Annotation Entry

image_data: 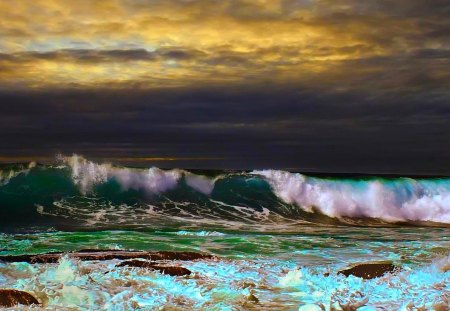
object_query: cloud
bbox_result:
[0,48,204,63]
[0,0,447,91]
[0,84,449,172]
[0,0,448,172]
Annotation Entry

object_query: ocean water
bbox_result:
[0,155,449,310]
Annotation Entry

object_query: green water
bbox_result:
[1,227,449,264]
[0,228,449,310]
[1,157,450,309]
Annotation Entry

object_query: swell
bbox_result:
[255,170,450,224]
[0,155,449,231]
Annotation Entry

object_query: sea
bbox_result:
[0,155,449,310]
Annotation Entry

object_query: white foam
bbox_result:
[2,252,449,310]
[64,155,215,195]
[0,162,36,186]
[185,173,215,195]
[52,256,77,282]
[175,230,226,236]
[254,170,450,223]
[278,254,450,310]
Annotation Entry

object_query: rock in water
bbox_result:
[0,250,214,263]
[117,260,192,276]
[338,261,398,279]
[247,291,259,303]
[0,289,39,307]
[116,259,155,269]
[148,265,192,276]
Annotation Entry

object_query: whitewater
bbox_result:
[0,154,449,230]
[0,155,449,310]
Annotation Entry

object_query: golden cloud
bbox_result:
[0,0,447,90]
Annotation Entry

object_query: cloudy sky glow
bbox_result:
[0,0,449,173]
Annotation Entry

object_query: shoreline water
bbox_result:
[1,156,449,309]
[1,228,449,310]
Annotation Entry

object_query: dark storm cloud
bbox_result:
[0,81,449,173]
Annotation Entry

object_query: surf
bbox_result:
[0,154,449,232]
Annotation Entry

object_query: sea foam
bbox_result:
[65,154,214,195]
[255,169,450,223]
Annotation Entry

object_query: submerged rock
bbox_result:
[337,261,398,279]
[117,260,192,276]
[151,266,191,276]
[433,302,450,311]
[0,289,39,307]
[247,290,259,303]
[116,259,156,269]
[0,250,214,263]
[151,265,192,276]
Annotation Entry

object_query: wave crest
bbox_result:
[1,155,450,229]
[254,169,450,223]
[0,162,36,186]
[64,154,213,195]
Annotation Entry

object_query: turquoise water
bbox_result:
[1,228,449,310]
[1,228,449,264]
[0,156,449,309]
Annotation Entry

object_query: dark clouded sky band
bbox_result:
[0,0,449,173]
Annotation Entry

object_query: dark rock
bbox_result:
[337,261,399,279]
[116,259,155,269]
[247,292,259,303]
[150,265,192,276]
[0,250,214,264]
[0,289,39,307]
[150,251,214,261]
[117,260,192,276]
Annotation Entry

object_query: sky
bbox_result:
[0,0,449,174]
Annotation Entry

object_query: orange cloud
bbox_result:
[0,0,447,91]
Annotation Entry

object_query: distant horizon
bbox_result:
[1,154,449,177]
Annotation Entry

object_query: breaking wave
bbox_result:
[255,169,450,224]
[66,154,216,195]
[0,154,449,231]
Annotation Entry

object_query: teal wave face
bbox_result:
[1,155,450,232]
